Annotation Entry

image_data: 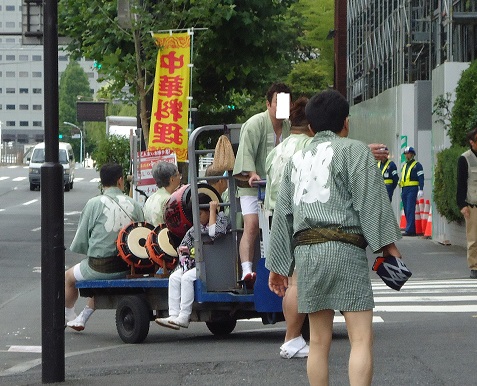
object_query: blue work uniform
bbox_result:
[400,160,424,234]
[378,159,399,201]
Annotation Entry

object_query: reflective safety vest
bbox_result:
[378,160,393,185]
[400,160,419,187]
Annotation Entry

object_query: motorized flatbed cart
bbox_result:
[76,124,284,343]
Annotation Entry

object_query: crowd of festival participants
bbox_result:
[65,84,443,385]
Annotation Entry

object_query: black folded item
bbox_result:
[372,256,412,291]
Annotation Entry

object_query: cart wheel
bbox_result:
[115,295,150,344]
[206,320,237,336]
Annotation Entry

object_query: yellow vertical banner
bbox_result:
[148,32,191,162]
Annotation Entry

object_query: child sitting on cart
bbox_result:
[156,193,230,329]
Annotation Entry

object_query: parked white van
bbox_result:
[28,142,75,191]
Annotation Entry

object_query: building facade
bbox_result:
[0,0,101,145]
[338,0,477,246]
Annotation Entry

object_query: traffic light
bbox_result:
[226,104,236,110]
[59,134,63,139]
[93,60,102,70]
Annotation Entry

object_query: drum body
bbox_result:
[117,222,155,268]
[164,183,223,240]
[145,226,178,271]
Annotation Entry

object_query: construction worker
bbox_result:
[400,146,424,236]
[377,149,399,201]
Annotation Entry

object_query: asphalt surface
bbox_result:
[0,234,473,386]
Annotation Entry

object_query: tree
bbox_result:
[59,59,92,133]
[58,0,300,143]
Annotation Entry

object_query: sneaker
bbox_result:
[67,311,87,332]
[280,336,309,359]
[155,316,180,330]
[65,310,77,327]
[169,315,190,329]
[470,270,477,279]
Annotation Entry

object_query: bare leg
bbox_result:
[307,309,334,386]
[65,267,78,309]
[239,213,259,274]
[283,271,306,342]
[342,310,373,386]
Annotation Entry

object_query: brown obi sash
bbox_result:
[294,228,368,250]
[88,256,129,273]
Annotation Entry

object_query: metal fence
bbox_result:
[0,142,33,165]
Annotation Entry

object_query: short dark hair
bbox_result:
[152,161,178,188]
[100,163,123,187]
[266,82,292,104]
[305,90,349,134]
[466,127,477,145]
[186,193,212,214]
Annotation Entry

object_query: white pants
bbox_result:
[168,267,196,319]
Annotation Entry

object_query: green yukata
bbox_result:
[265,133,312,211]
[70,187,145,279]
[233,110,290,197]
[265,131,401,313]
[143,187,170,226]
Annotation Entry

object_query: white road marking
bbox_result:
[12,177,27,181]
[7,346,41,353]
[0,177,9,181]
[22,199,38,206]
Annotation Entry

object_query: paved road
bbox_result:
[0,165,475,385]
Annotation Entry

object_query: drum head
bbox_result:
[157,228,178,257]
[117,222,155,268]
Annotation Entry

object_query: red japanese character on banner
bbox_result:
[154,99,183,122]
[158,75,184,98]
[152,122,184,145]
[160,51,184,74]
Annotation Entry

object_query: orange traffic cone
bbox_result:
[399,208,406,230]
[414,201,422,234]
[421,199,430,233]
[424,206,432,238]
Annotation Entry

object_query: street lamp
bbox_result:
[63,121,84,167]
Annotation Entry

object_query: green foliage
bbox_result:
[58,0,301,130]
[434,145,467,224]
[92,135,131,193]
[287,60,330,97]
[432,92,452,131]
[450,60,477,147]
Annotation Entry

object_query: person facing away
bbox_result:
[155,193,230,329]
[65,163,145,331]
[264,96,313,359]
[232,82,292,287]
[399,146,424,236]
[143,161,181,227]
[266,90,402,386]
[456,127,477,279]
[377,151,399,201]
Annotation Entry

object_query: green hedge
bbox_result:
[434,145,466,224]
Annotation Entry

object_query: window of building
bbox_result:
[6,72,15,77]
[32,55,42,61]
[6,38,15,43]
[6,55,15,61]
[19,55,28,61]
[19,71,28,77]
[19,105,28,110]
[6,105,15,110]
[32,88,42,94]
[20,121,28,127]
[0,88,2,93]
[6,5,14,11]
[32,121,42,127]
[6,121,15,127]
[32,72,41,77]
[32,105,42,110]
[6,22,15,28]
[6,88,15,94]
[59,55,68,61]
[19,88,28,94]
